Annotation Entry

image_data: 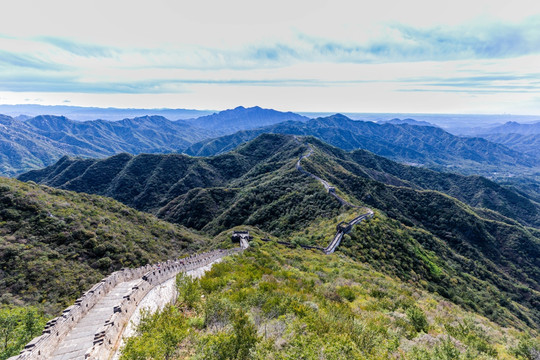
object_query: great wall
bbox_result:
[10,140,371,359]
[8,247,245,360]
[294,139,374,254]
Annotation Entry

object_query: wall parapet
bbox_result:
[9,247,243,360]
[85,247,242,359]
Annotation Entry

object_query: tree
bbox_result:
[231,310,258,360]
[0,306,46,360]
[176,272,201,310]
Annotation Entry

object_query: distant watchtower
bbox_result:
[231,231,249,242]
[336,221,352,233]
[231,231,251,249]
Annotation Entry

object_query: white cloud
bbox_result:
[1,0,540,113]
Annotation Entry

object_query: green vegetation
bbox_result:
[20,133,540,229]
[17,134,540,330]
[305,136,540,228]
[20,134,343,236]
[0,177,206,316]
[0,114,216,177]
[121,241,540,359]
[184,114,539,178]
[483,131,540,158]
[0,306,46,360]
[4,133,538,359]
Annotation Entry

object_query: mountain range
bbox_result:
[0,114,216,176]
[468,121,540,159]
[0,106,311,176]
[482,133,540,158]
[377,118,436,127]
[186,105,309,132]
[479,121,540,135]
[1,107,539,180]
[185,114,539,177]
[20,133,540,229]
[19,133,540,330]
[0,104,214,121]
[452,122,540,173]
[4,105,540,358]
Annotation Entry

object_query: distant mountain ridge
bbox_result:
[0,104,214,121]
[482,133,540,158]
[0,114,216,176]
[0,106,310,176]
[186,105,309,132]
[378,118,436,127]
[185,114,538,175]
[19,132,540,236]
[1,106,538,179]
[481,120,540,135]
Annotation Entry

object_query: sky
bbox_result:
[1,0,540,114]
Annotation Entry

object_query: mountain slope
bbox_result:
[482,132,540,158]
[184,114,538,176]
[0,114,216,176]
[295,139,540,329]
[19,134,343,236]
[20,133,540,229]
[121,241,539,359]
[481,120,540,135]
[19,134,540,329]
[0,177,206,315]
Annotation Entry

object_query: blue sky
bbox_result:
[1,0,540,114]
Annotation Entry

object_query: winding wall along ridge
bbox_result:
[14,139,367,359]
[295,139,374,254]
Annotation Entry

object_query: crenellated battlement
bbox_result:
[9,247,243,360]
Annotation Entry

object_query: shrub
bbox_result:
[176,273,201,310]
[407,306,429,334]
[337,286,356,302]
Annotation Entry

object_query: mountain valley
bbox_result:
[17,134,540,332]
[2,111,540,360]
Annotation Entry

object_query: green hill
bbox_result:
[184,114,538,177]
[120,240,540,360]
[0,177,206,315]
[18,134,540,330]
[20,133,540,230]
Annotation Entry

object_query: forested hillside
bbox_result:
[482,133,540,158]
[0,177,205,315]
[120,240,540,359]
[185,114,538,177]
[0,114,215,176]
[19,134,540,331]
[21,134,540,229]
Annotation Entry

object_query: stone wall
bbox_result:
[9,247,242,360]
[85,248,241,359]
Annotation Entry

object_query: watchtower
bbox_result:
[231,231,249,242]
[336,221,352,233]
